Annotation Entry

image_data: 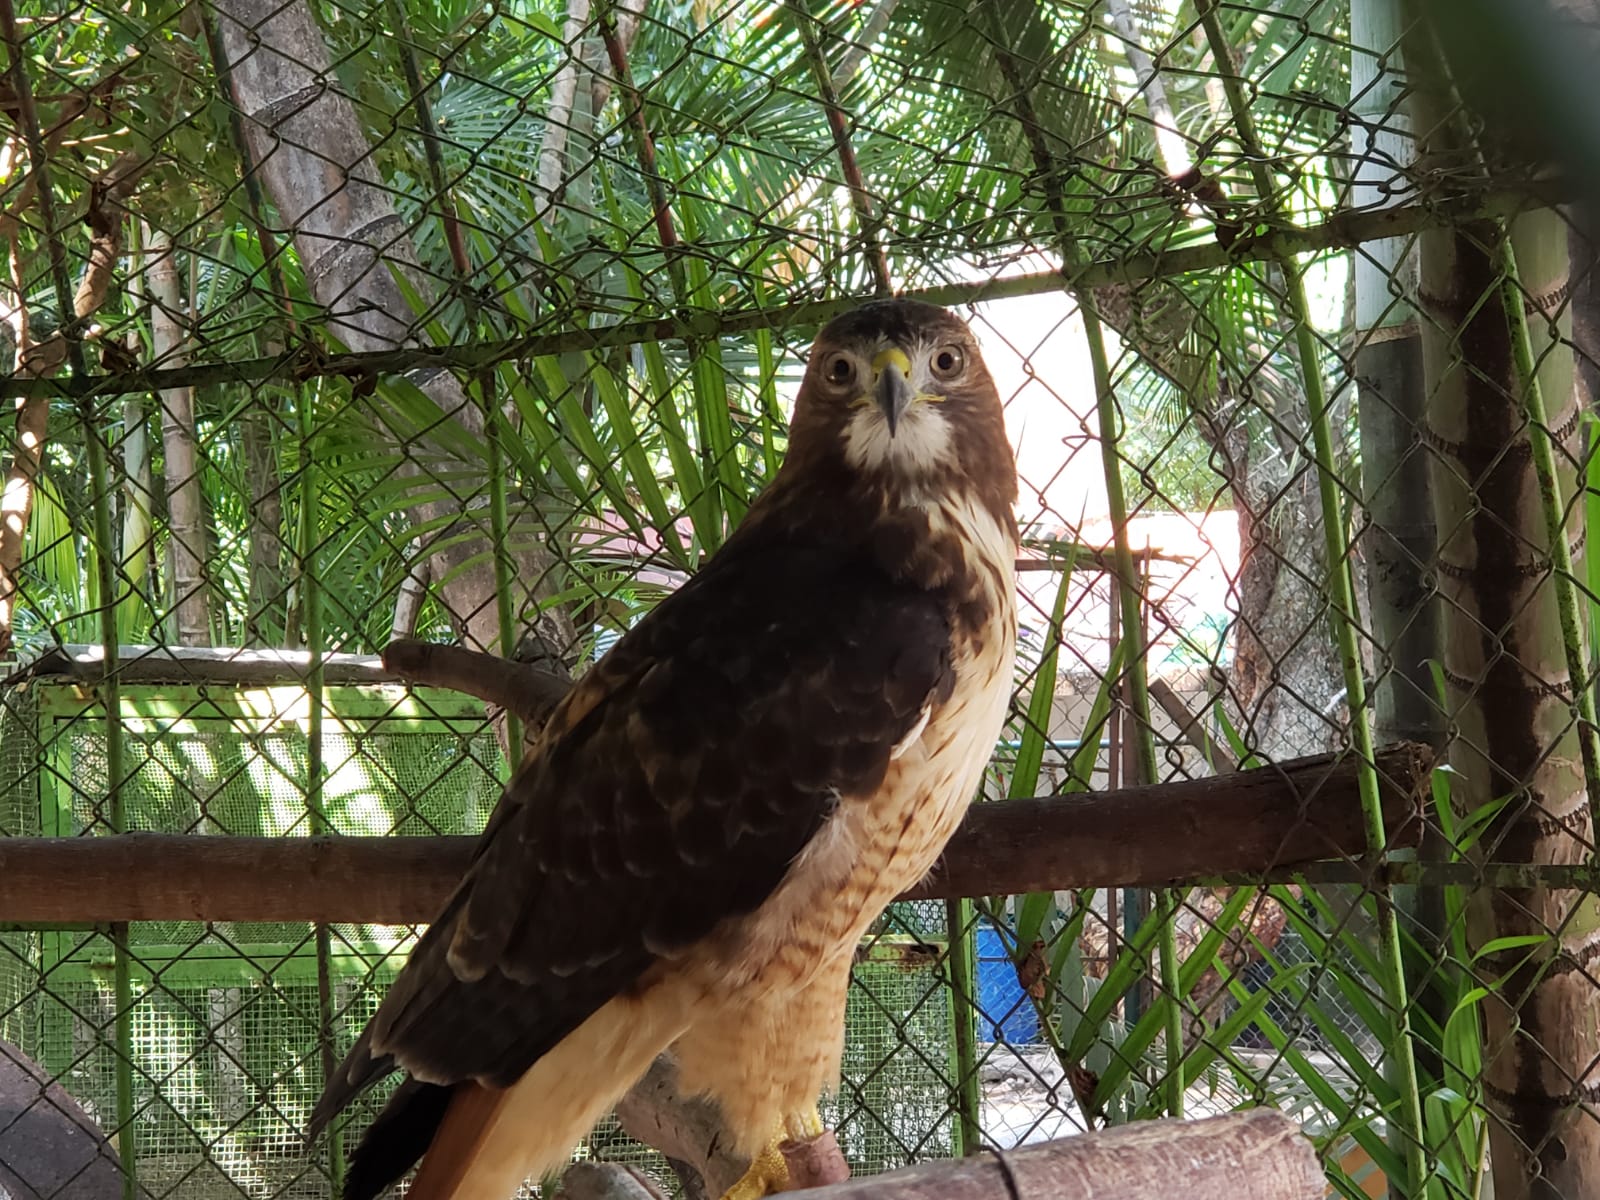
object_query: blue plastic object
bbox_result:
[974,921,1042,1044]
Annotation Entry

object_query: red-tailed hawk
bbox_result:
[311,298,1019,1199]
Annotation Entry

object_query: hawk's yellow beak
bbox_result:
[872,347,915,437]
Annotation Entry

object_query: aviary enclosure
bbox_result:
[0,0,1596,1197]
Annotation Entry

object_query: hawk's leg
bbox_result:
[716,1109,826,1200]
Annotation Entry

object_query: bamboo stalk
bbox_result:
[299,385,343,1188]
[942,897,983,1155]
[386,0,472,280]
[0,186,1564,404]
[1195,4,1425,1191]
[94,234,137,1200]
[484,379,523,755]
[1496,233,1600,835]
[380,19,524,726]
[198,4,298,333]
[598,4,682,286]
[984,22,1179,1117]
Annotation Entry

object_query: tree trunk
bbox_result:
[1420,206,1600,1200]
[1093,7,1343,762]
[146,228,211,646]
[209,0,571,659]
[241,391,285,646]
[1224,460,1344,758]
[1403,3,1600,1186]
[119,389,154,633]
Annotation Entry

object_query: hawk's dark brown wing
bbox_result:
[313,529,955,1150]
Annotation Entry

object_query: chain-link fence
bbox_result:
[2,0,1598,1196]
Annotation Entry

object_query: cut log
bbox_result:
[787,1109,1319,1200]
[0,744,1430,924]
[781,1131,850,1190]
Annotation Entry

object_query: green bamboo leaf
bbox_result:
[683,252,746,534]
[1063,891,1165,1064]
[590,355,688,566]
[510,359,596,502]
[1014,625,1116,959]
[753,314,783,482]
[1181,985,1276,1088]
[1470,933,1551,963]
[1236,996,1406,1183]
[1090,886,1254,1108]
[1011,551,1078,800]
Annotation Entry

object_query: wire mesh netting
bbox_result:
[3,0,1600,1196]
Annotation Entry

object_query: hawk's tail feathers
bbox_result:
[343,1078,456,1200]
[309,1030,396,1144]
[404,989,693,1200]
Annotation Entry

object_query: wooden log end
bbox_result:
[780,1129,850,1191]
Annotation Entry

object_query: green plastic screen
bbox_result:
[0,675,958,1197]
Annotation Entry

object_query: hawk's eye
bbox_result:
[931,345,965,380]
[823,353,857,389]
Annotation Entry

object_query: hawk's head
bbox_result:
[784,299,1017,529]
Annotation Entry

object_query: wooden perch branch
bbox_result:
[381,638,571,728]
[0,743,1430,924]
[784,1109,1321,1200]
[552,1163,667,1200]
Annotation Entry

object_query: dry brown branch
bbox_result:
[381,638,572,730]
[1147,677,1237,772]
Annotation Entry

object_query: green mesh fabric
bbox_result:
[0,680,960,1196]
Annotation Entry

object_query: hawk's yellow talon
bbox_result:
[719,1109,826,1200]
[783,1106,826,1142]
[718,1140,789,1200]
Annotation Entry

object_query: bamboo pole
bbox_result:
[1195,4,1424,1190]
[942,896,983,1155]
[983,17,1180,1116]
[0,9,135,1191]
[299,384,343,1189]
[1497,233,1600,830]
[789,1,892,296]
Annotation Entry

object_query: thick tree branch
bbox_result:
[766,1110,1319,1200]
[0,743,1431,923]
